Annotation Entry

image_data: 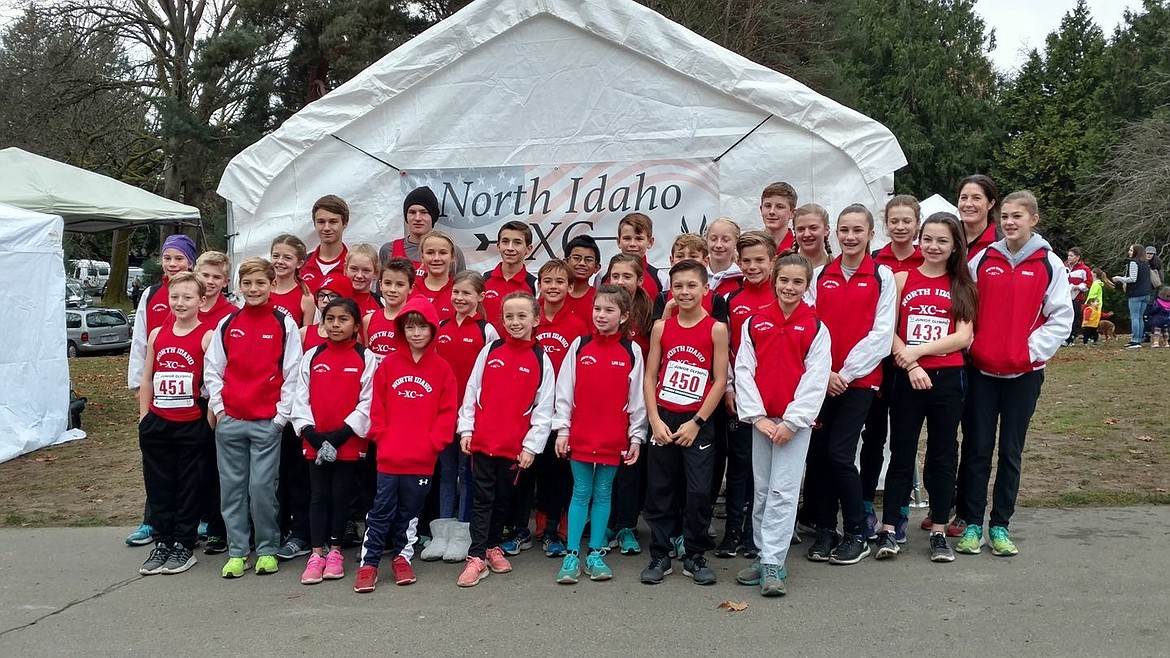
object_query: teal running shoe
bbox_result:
[556,553,581,584]
[955,524,985,555]
[988,526,1018,557]
[584,550,613,581]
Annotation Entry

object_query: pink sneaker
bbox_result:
[457,557,489,587]
[323,550,345,580]
[485,546,512,573]
[301,553,326,585]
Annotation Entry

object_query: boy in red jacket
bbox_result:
[457,292,556,587]
[353,297,457,593]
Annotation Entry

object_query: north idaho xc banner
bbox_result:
[398,159,720,271]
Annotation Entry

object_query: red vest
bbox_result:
[536,306,589,374]
[216,304,292,421]
[269,287,306,326]
[872,244,924,275]
[436,314,492,403]
[775,230,795,254]
[303,325,328,352]
[745,301,819,417]
[145,279,172,334]
[815,256,883,389]
[655,315,716,414]
[566,332,638,465]
[301,245,348,294]
[969,248,1054,375]
[898,268,964,369]
[390,238,427,278]
[150,321,208,422]
[563,288,596,326]
[301,340,369,461]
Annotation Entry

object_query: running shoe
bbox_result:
[807,528,839,562]
[457,557,488,587]
[989,525,1018,557]
[929,532,955,562]
[828,534,871,565]
[920,516,934,531]
[221,556,246,579]
[542,533,567,558]
[557,553,581,584]
[500,528,532,556]
[874,530,899,560]
[323,549,345,579]
[126,524,154,546]
[863,509,879,541]
[715,531,739,558]
[254,555,279,575]
[946,517,968,538]
[894,515,909,544]
[160,542,196,574]
[682,554,716,585]
[615,527,641,555]
[760,563,787,597]
[139,542,170,575]
[204,535,227,555]
[354,565,378,593]
[301,553,326,584]
[276,536,311,561]
[954,524,985,555]
[639,556,672,584]
[584,549,613,581]
[485,547,512,573]
[392,555,416,585]
[735,559,761,586]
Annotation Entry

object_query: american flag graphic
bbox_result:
[399,159,720,270]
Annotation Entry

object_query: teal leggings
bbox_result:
[567,460,618,554]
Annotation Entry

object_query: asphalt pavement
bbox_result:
[1,506,1167,656]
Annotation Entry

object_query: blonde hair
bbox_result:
[238,257,275,282]
[706,217,741,240]
[168,271,206,297]
[671,233,708,258]
[195,250,231,273]
[421,230,457,256]
[736,230,777,256]
[346,243,381,272]
[1001,190,1039,216]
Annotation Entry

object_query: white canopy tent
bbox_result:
[920,193,960,220]
[218,0,907,268]
[0,203,81,463]
[0,148,201,233]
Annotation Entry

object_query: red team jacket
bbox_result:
[457,335,555,458]
[292,339,377,461]
[553,332,646,465]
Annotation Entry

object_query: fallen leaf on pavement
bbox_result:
[717,601,748,612]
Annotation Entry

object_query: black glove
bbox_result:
[301,425,324,450]
[323,423,356,449]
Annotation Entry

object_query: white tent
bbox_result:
[0,202,80,463]
[218,0,906,269]
[920,193,960,220]
[0,148,201,233]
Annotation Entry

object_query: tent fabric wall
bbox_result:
[0,203,75,463]
[218,0,907,267]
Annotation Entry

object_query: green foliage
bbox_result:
[833,0,1000,199]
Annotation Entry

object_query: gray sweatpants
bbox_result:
[751,424,811,567]
[216,416,282,558]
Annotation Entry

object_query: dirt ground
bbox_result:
[0,342,1166,528]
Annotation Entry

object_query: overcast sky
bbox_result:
[976,0,1140,73]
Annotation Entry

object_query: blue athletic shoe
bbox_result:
[894,515,909,544]
[126,524,154,546]
[614,527,641,555]
[556,553,581,584]
[501,528,532,556]
[543,534,567,558]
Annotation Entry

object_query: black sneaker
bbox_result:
[203,535,227,555]
[341,521,362,548]
[829,533,871,565]
[929,532,955,563]
[160,542,197,574]
[276,536,311,561]
[683,554,717,585]
[714,531,739,558]
[740,533,760,559]
[807,528,839,562]
[874,530,899,560]
[139,542,170,575]
[639,556,673,584]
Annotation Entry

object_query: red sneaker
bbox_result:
[485,546,513,573]
[945,518,967,538]
[920,516,933,531]
[457,557,489,587]
[353,565,378,593]
[392,555,416,586]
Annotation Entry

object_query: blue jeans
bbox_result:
[566,460,618,554]
[1129,296,1148,343]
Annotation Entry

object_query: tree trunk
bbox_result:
[106,227,131,308]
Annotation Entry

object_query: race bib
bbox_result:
[658,361,709,407]
[153,371,195,409]
[907,315,949,346]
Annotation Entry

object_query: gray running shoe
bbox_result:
[140,543,170,575]
[930,532,955,563]
[760,563,787,597]
[276,536,311,561]
[161,542,197,574]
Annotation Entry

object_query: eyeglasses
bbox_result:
[567,255,597,265]
[316,291,340,302]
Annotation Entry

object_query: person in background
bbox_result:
[378,186,467,277]
[1113,244,1154,349]
[1064,247,1092,347]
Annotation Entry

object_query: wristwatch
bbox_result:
[692,415,707,427]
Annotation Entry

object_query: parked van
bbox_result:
[69,259,111,293]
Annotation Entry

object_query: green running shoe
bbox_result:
[221,556,246,578]
[556,553,581,584]
[584,549,612,581]
[988,526,1018,556]
[255,555,279,575]
[736,559,762,586]
[954,524,985,555]
[615,527,641,555]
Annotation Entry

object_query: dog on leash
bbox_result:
[1098,319,1116,341]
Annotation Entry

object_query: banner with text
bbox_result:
[399,158,720,271]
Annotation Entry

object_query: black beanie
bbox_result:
[403,186,441,225]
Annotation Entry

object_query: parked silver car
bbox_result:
[66,279,93,309]
[66,308,132,357]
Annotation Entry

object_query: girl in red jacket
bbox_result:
[353,297,457,593]
[456,292,555,587]
[412,231,458,321]
[290,297,377,585]
[804,205,897,566]
[551,284,647,583]
[955,191,1072,557]
[733,254,831,596]
[269,234,315,327]
[345,243,383,319]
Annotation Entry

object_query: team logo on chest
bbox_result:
[580,355,597,366]
[229,328,246,339]
[821,279,841,289]
[393,375,433,399]
[313,363,331,374]
[437,334,453,344]
[487,358,506,369]
[152,303,169,313]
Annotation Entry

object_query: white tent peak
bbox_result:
[218,0,906,215]
[0,147,201,233]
